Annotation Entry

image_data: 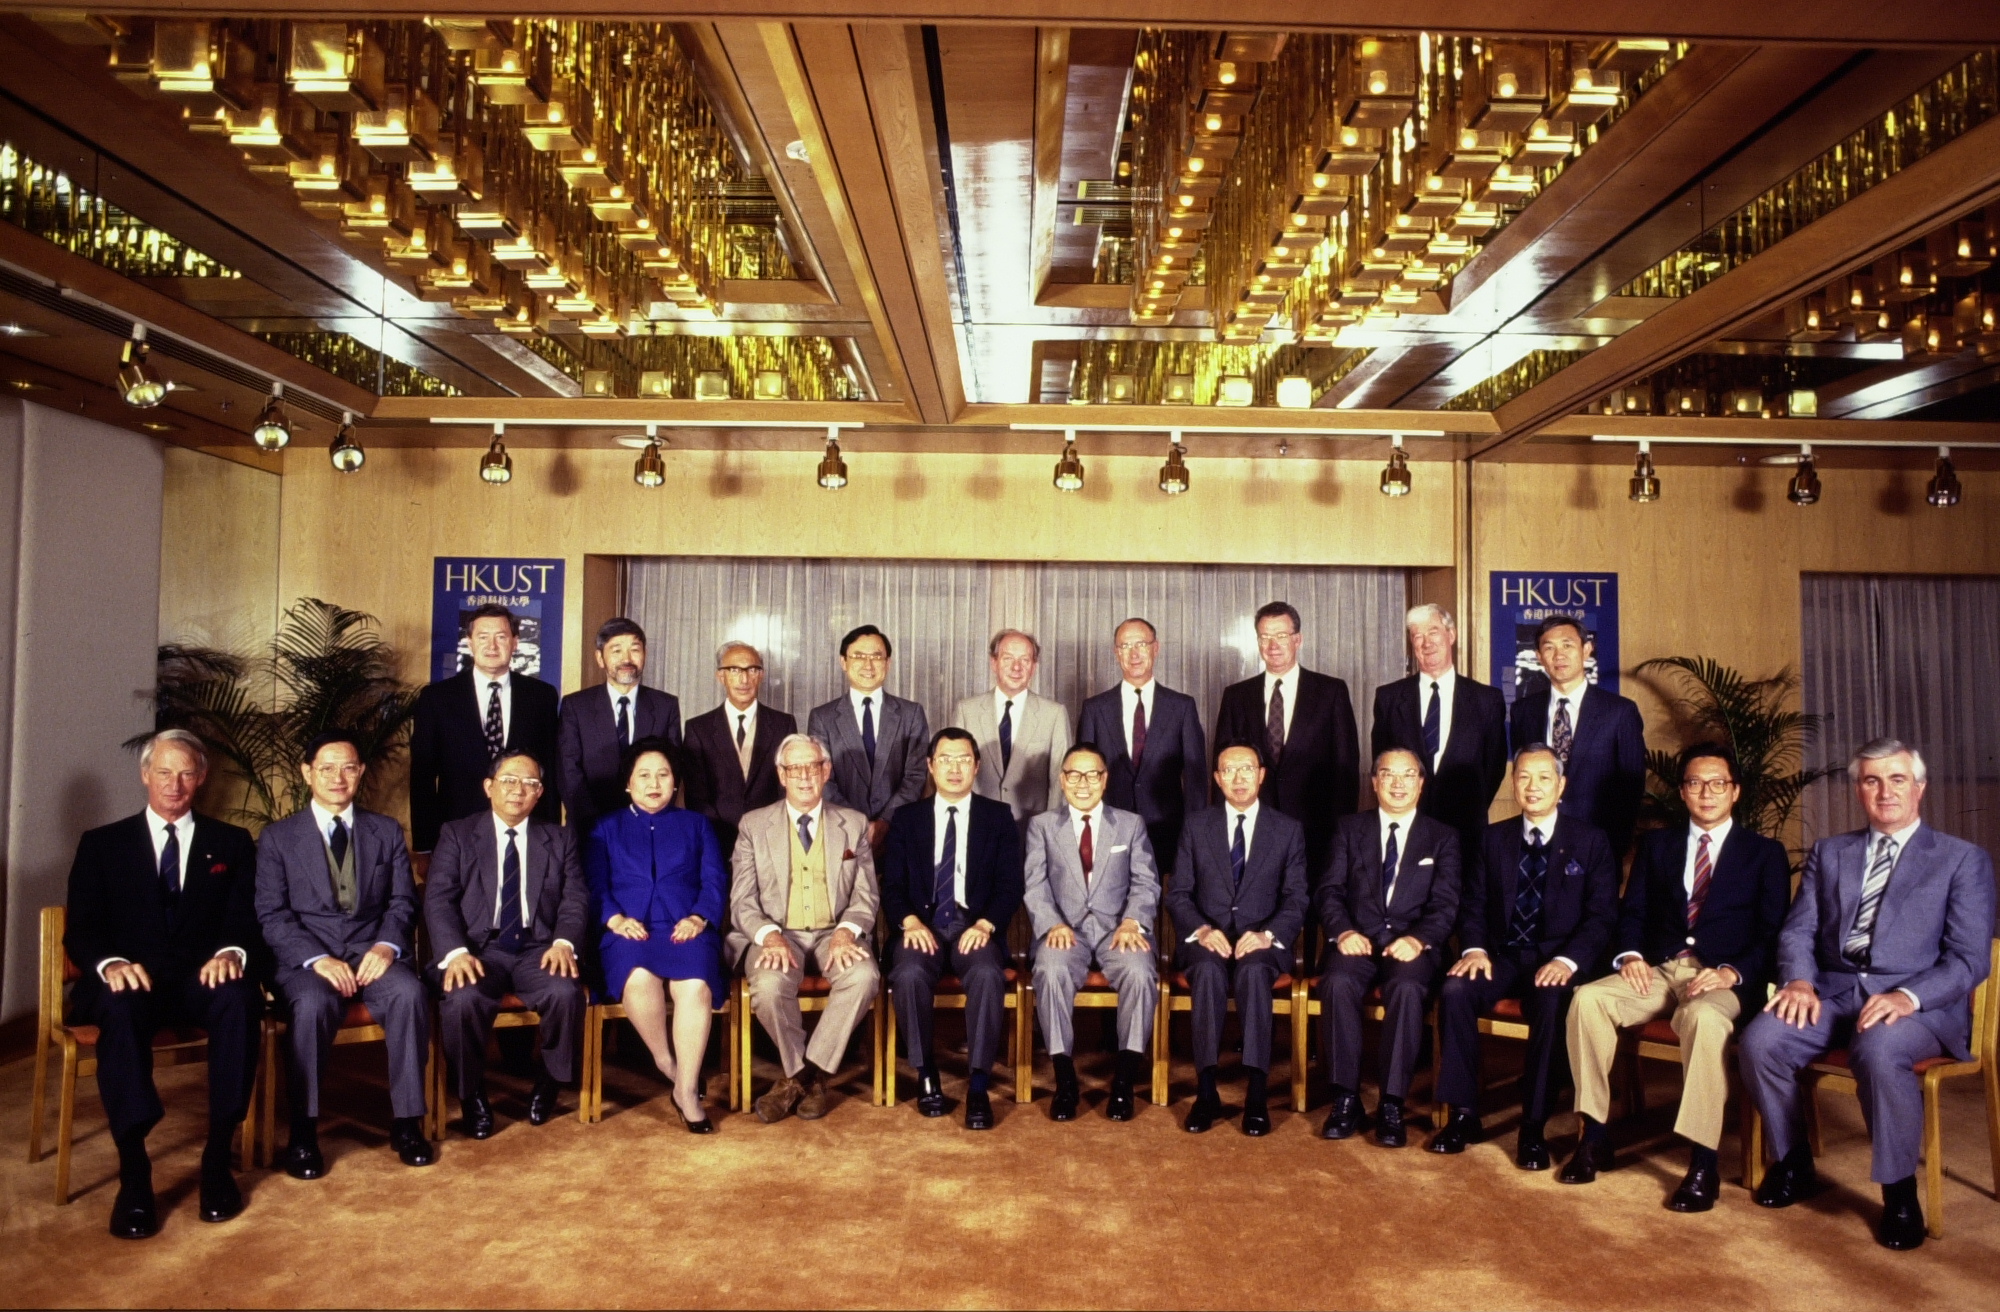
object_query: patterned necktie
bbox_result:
[1422,681,1442,765]
[616,695,631,750]
[736,712,753,779]
[933,806,960,934]
[1266,681,1286,763]
[1508,829,1547,948]
[1551,697,1574,763]
[1686,832,1714,929]
[1079,814,1094,881]
[1382,821,1401,908]
[736,711,748,750]
[1131,691,1148,764]
[1844,833,1900,966]
[861,697,877,768]
[159,822,182,899]
[329,815,350,868]
[796,812,814,854]
[497,827,524,952]
[1230,813,1246,888]
[484,681,505,759]
[999,700,1015,773]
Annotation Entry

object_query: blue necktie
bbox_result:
[1230,813,1246,889]
[616,695,631,750]
[159,823,181,899]
[1421,682,1441,765]
[861,697,877,768]
[1509,830,1547,949]
[999,700,1014,773]
[797,813,814,853]
[933,806,961,935]
[497,827,524,952]
[1382,821,1401,909]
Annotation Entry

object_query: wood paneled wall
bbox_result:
[159,445,280,651]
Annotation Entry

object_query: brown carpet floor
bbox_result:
[4,1015,1998,1311]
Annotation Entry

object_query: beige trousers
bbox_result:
[1567,958,1741,1149]
[746,927,880,1079]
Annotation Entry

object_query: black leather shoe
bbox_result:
[915,1072,950,1119]
[1426,1110,1481,1154]
[1050,1080,1081,1122]
[1559,1138,1616,1184]
[1106,1079,1136,1122]
[964,1089,994,1131]
[1322,1092,1361,1140]
[1185,1093,1221,1134]
[527,1078,563,1126]
[1754,1157,1820,1209]
[390,1118,436,1167]
[1877,1195,1926,1251]
[461,1090,496,1140]
[1240,1100,1273,1138]
[108,1185,159,1240]
[279,1139,326,1181]
[1667,1161,1720,1212]
[1516,1133,1552,1171]
[1372,1100,1407,1148]
[198,1165,243,1223]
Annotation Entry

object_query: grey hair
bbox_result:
[775,732,830,767]
[715,639,763,667]
[1848,737,1927,785]
[1512,742,1565,778]
[988,628,1041,661]
[1405,603,1456,634]
[140,728,208,773]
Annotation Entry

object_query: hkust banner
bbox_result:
[1488,571,1619,706]
[431,557,566,688]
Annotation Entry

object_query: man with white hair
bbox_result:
[1740,738,1994,1250]
[1370,604,1509,856]
[683,639,797,857]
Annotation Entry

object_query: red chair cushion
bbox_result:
[1636,1019,1680,1044]
[340,1000,379,1027]
[62,956,82,984]
[498,993,531,1011]
[1813,1048,1958,1075]
[1488,998,1524,1021]
[1167,970,1294,992]
[800,975,833,997]
[1082,970,1113,989]
[933,967,1022,992]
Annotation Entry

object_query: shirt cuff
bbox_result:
[1897,986,1921,1009]
[302,953,328,968]
[836,921,865,939]
[753,925,779,945]
[1555,956,1578,973]
[1611,951,1642,968]
[96,957,130,981]
[375,942,402,959]
[1459,947,1486,959]
[1184,928,1202,943]
[552,939,574,952]
[439,946,469,967]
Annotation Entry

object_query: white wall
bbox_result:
[0,399,164,1023]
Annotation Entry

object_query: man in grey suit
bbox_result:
[730,732,881,1123]
[1024,743,1161,1122]
[1168,743,1309,1137]
[557,617,682,835]
[950,629,1071,827]
[1741,738,1995,1250]
[255,731,432,1176]
[806,625,929,852]
[424,750,588,1139]
[1077,617,1207,876]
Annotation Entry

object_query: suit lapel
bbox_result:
[1834,832,1866,935]
[749,706,783,781]
[524,824,547,914]
[1443,677,1477,765]
[1666,829,1692,919]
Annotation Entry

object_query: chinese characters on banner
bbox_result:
[1488,571,1619,707]
[431,557,565,688]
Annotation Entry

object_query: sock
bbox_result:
[1379,1091,1403,1109]
[1883,1175,1918,1207]
[1197,1065,1219,1101]
[1782,1143,1816,1173]
[1115,1049,1143,1087]
[968,1069,990,1095]
[1245,1067,1268,1106]
[392,1115,426,1135]
[1580,1114,1608,1144]
[202,1119,239,1169]
[805,1061,835,1088]
[919,1063,940,1085]
[1688,1143,1719,1172]
[1520,1119,1546,1143]
[1328,1081,1354,1102]
[1053,1054,1078,1087]
[289,1114,318,1147]
[113,1125,153,1191]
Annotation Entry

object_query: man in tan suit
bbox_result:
[951,629,1071,827]
[730,732,881,1123]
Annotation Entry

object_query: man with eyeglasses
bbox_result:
[951,629,1071,830]
[1077,617,1207,877]
[1023,744,1160,1122]
[684,640,797,858]
[423,751,589,1139]
[1561,743,1788,1208]
[255,732,432,1175]
[808,625,929,852]
[1505,613,1647,862]
[557,617,683,836]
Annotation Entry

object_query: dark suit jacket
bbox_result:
[64,812,263,1000]
[1215,667,1360,875]
[681,701,796,857]
[556,683,682,833]
[1167,804,1310,948]
[1460,815,1618,973]
[1077,683,1208,875]
[1616,822,1791,1012]
[422,812,589,962]
[1507,683,1647,859]
[807,691,930,822]
[1318,809,1462,952]
[410,669,562,851]
[254,807,418,969]
[1371,673,1508,843]
[879,792,1024,934]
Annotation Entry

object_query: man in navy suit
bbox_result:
[806,625,929,852]
[1741,739,1995,1250]
[682,640,796,858]
[1562,743,1790,1209]
[1428,743,1618,1168]
[880,728,1024,1130]
[1506,613,1647,860]
[557,617,682,836]
[1076,617,1207,876]
[1371,604,1508,855]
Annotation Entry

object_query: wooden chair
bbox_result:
[28,906,264,1204]
[254,993,440,1154]
[1746,939,2000,1239]
[425,993,552,1137]
[1019,971,1171,1106]
[735,973,884,1109]
[1430,995,1534,1121]
[1289,930,1439,1118]
[1152,910,1305,1111]
[1615,1015,1757,1185]
[581,988,740,1123]
[879,966,1032,1107]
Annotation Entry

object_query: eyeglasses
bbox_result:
[777,763,825,779]
[1216,765,1261,780]
[1681,779,1737,795]
[1375,769,1424,784]
[1114,641,1156,654]
[1061,769,1107,783]
[844,653,888,666]
[718,665,764,676]
[494,775,544,792]
[311,763,362,779]
[933,753,977,768]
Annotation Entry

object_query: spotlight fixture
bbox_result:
[1628,439,1659,503]
[1053,433,1085,492]
[250,381,291,451]
[480,423,513,485]
[1927,445,1961,508]
[1787,445,1820,506]
[329,411,364,473]
[634,423,665,488]
[117,324,169,408]
[1379,434,1412,497]
[816,429,848,490]
[1158,437,1189,495]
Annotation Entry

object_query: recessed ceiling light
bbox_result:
[1757,452,1807,466]
[5,378,54,392]
[0,324,47,338]
[612,434,655,449]
[138,420,180,432]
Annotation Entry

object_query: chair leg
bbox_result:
[879,989,896,1109]
[1746,1107,1766,1192]
[1291,986,1310,1114]
[27,1026,50,1164]
[1922,1072,1946,1240]
[1016,983,1034,1105]
[579,1006,597,1125]
[1985,1045,2000,1198]
[738,977,753,1111]
[1151,981,1169,1107]
[1430,1009,1450,1124]
[55,1035,79,1206]
[261,1023,279,1161]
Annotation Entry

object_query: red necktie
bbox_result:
[1131,694,1147,764]
[1686,832,1714,929]
[1079,815,1094,881]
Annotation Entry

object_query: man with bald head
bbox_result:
[683,639,797,857]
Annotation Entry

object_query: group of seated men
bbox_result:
[63,600,1993,1257]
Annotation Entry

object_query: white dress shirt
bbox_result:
[1418,668,1457,769]
[302,799,398,966]
[606,679,641,731]
[933,793,972,907]
[724,699,759,754]
[1378,806,1418,905]
[474,668,513,744]
[1121,679,1156,759]
[1462,815,1573,971]
[849,687,882,735]
[97,809,247,980]
[755,801,863,943]
[437,814,574,967]
[1611,817,1734,970]
[1543,677,1587,746]
[1263,666,1300,741]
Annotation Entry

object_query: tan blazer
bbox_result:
[726,798,879,963]
[951,689,1072,823]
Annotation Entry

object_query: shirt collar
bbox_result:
[493,811,530,841]
[1690,816,1733,849]
[727,699,758,722]
[1225,798,1259,825]
[1548,676,1587,701]
[607,680,639,706]
[1522,814,1556,844]
[1124,677,1155,699]
[1264,666,1300,693]
[474,668,512,691]
[787,800,825,830]
[146,806,194,835]
[1070,802,1103,827]
[1421,668,1456,695]
[1379,806,1417,837]
[936,792,972,819]
[995,687,1024,717]
[310,800,356,831]
[849,687,881,715]
[1871,818,1923,848]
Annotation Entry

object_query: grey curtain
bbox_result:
[1800,574,2000,858]
[623,557,1411,764]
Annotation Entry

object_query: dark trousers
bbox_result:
[890,936,1010,1073]
[274,959,429,1120]
[434,947,586,1101]
[1436,948,1574,1125]
[1317,950,1437,1098]
[1177,941,1291,1073]
[86,972,260,1139]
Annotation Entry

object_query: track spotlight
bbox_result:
[1379,434,1412,497]
[480,423,513,485]
[1787,444,1820,506]
[329,411,364,473]
[117,324,168,408]
[1628,439,1659,503]
[1927,445,1961,507]
[816,428,848,489]
[1053,432,1085,492]
[250,382,291,451]
[634,423,665,488]
[1158,437,1189,495]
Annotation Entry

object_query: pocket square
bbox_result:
[842,850,855,861]
[1566,859,1584,877]
[1418,857,1434,866]
[210,862,228,874]
[1111,844,1129,853]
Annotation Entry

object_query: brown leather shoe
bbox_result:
[797,1077,831,1121]
[755,1076,804,1124]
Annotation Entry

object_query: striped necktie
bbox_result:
[1843,833,1900,967]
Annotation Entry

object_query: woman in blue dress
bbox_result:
[585,737,727,1131]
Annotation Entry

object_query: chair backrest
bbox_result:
[1972,938,2000,1066]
